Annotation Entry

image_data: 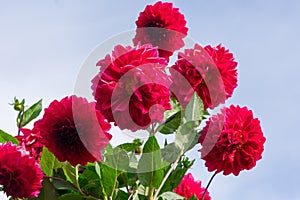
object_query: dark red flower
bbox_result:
[0,142,43,198]
[204,44,238,99]
[170,44,226,109]
[174,173,211,200]
[15,123,43,161]
[92,44,171,131]
[199,105,266,176]
[133,1,188,60]
[37,95,111,166]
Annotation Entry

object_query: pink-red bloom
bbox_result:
[16,123,43,161]
[92,44,171,131]
[0,142,43,198]
[133,1,188,60]
[204,44,238,99]
[199,105,266,176]
[170,44,226,109]
[174,173,211,200]
[37,95,111,166]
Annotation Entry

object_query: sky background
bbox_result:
[1,0,300,199]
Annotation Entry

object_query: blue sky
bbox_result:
[1,0,300,199]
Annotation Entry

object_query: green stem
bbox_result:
[148,186,154,200]
[17,109,25,136]
[201,171,218,200]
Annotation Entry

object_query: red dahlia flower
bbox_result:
[199,105,266,176]
[174,173,211,200]
[37,95,111,166]
[170,44,226,109]
[133,1,188,60]
[204,44,238,99]
[92,44,171,131]
[16,122,43,161]
[0,142,43,198]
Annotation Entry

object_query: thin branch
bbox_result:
[153,155,181,200]
[201,171,218,200]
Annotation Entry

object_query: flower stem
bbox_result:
[148,186,154,200]
[201,171,218,200]
[153,155,182,200]
[17,109,25,136]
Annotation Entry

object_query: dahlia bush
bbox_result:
[0,1,266,200]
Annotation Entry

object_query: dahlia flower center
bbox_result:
[230,130,248,149]
[57,125,80,148]
[145,23,169,42]
[147,20,165,28]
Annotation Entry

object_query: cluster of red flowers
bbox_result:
[0,1,266,199]
[1,96,112,198]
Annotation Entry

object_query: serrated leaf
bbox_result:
[18,99,42,127]
[40,147,62,176]
[0,129,19,145]
[185,92,204,123]
[137,136,164,189]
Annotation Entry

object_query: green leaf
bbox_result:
[175,121,200,153]
[30,178,59,200]
[99,148,130,198]
[184,92,204,123]
[0,129,19,145]
[18,99,42,127]
[137,136,164,189]
[189,195,198,200]
[62,162,79,188]
[163,97,182,120]
[159,192,185,200]
[82,182,102,198]
[40,147,62,176]
[116,189,129,200]
[117,171,136,188]
[159,111,183,134]
[100,164,119,198]
[57,193,85,200]
[161,143,181,163]
[105,148,130,173]
[117,139,143,152]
